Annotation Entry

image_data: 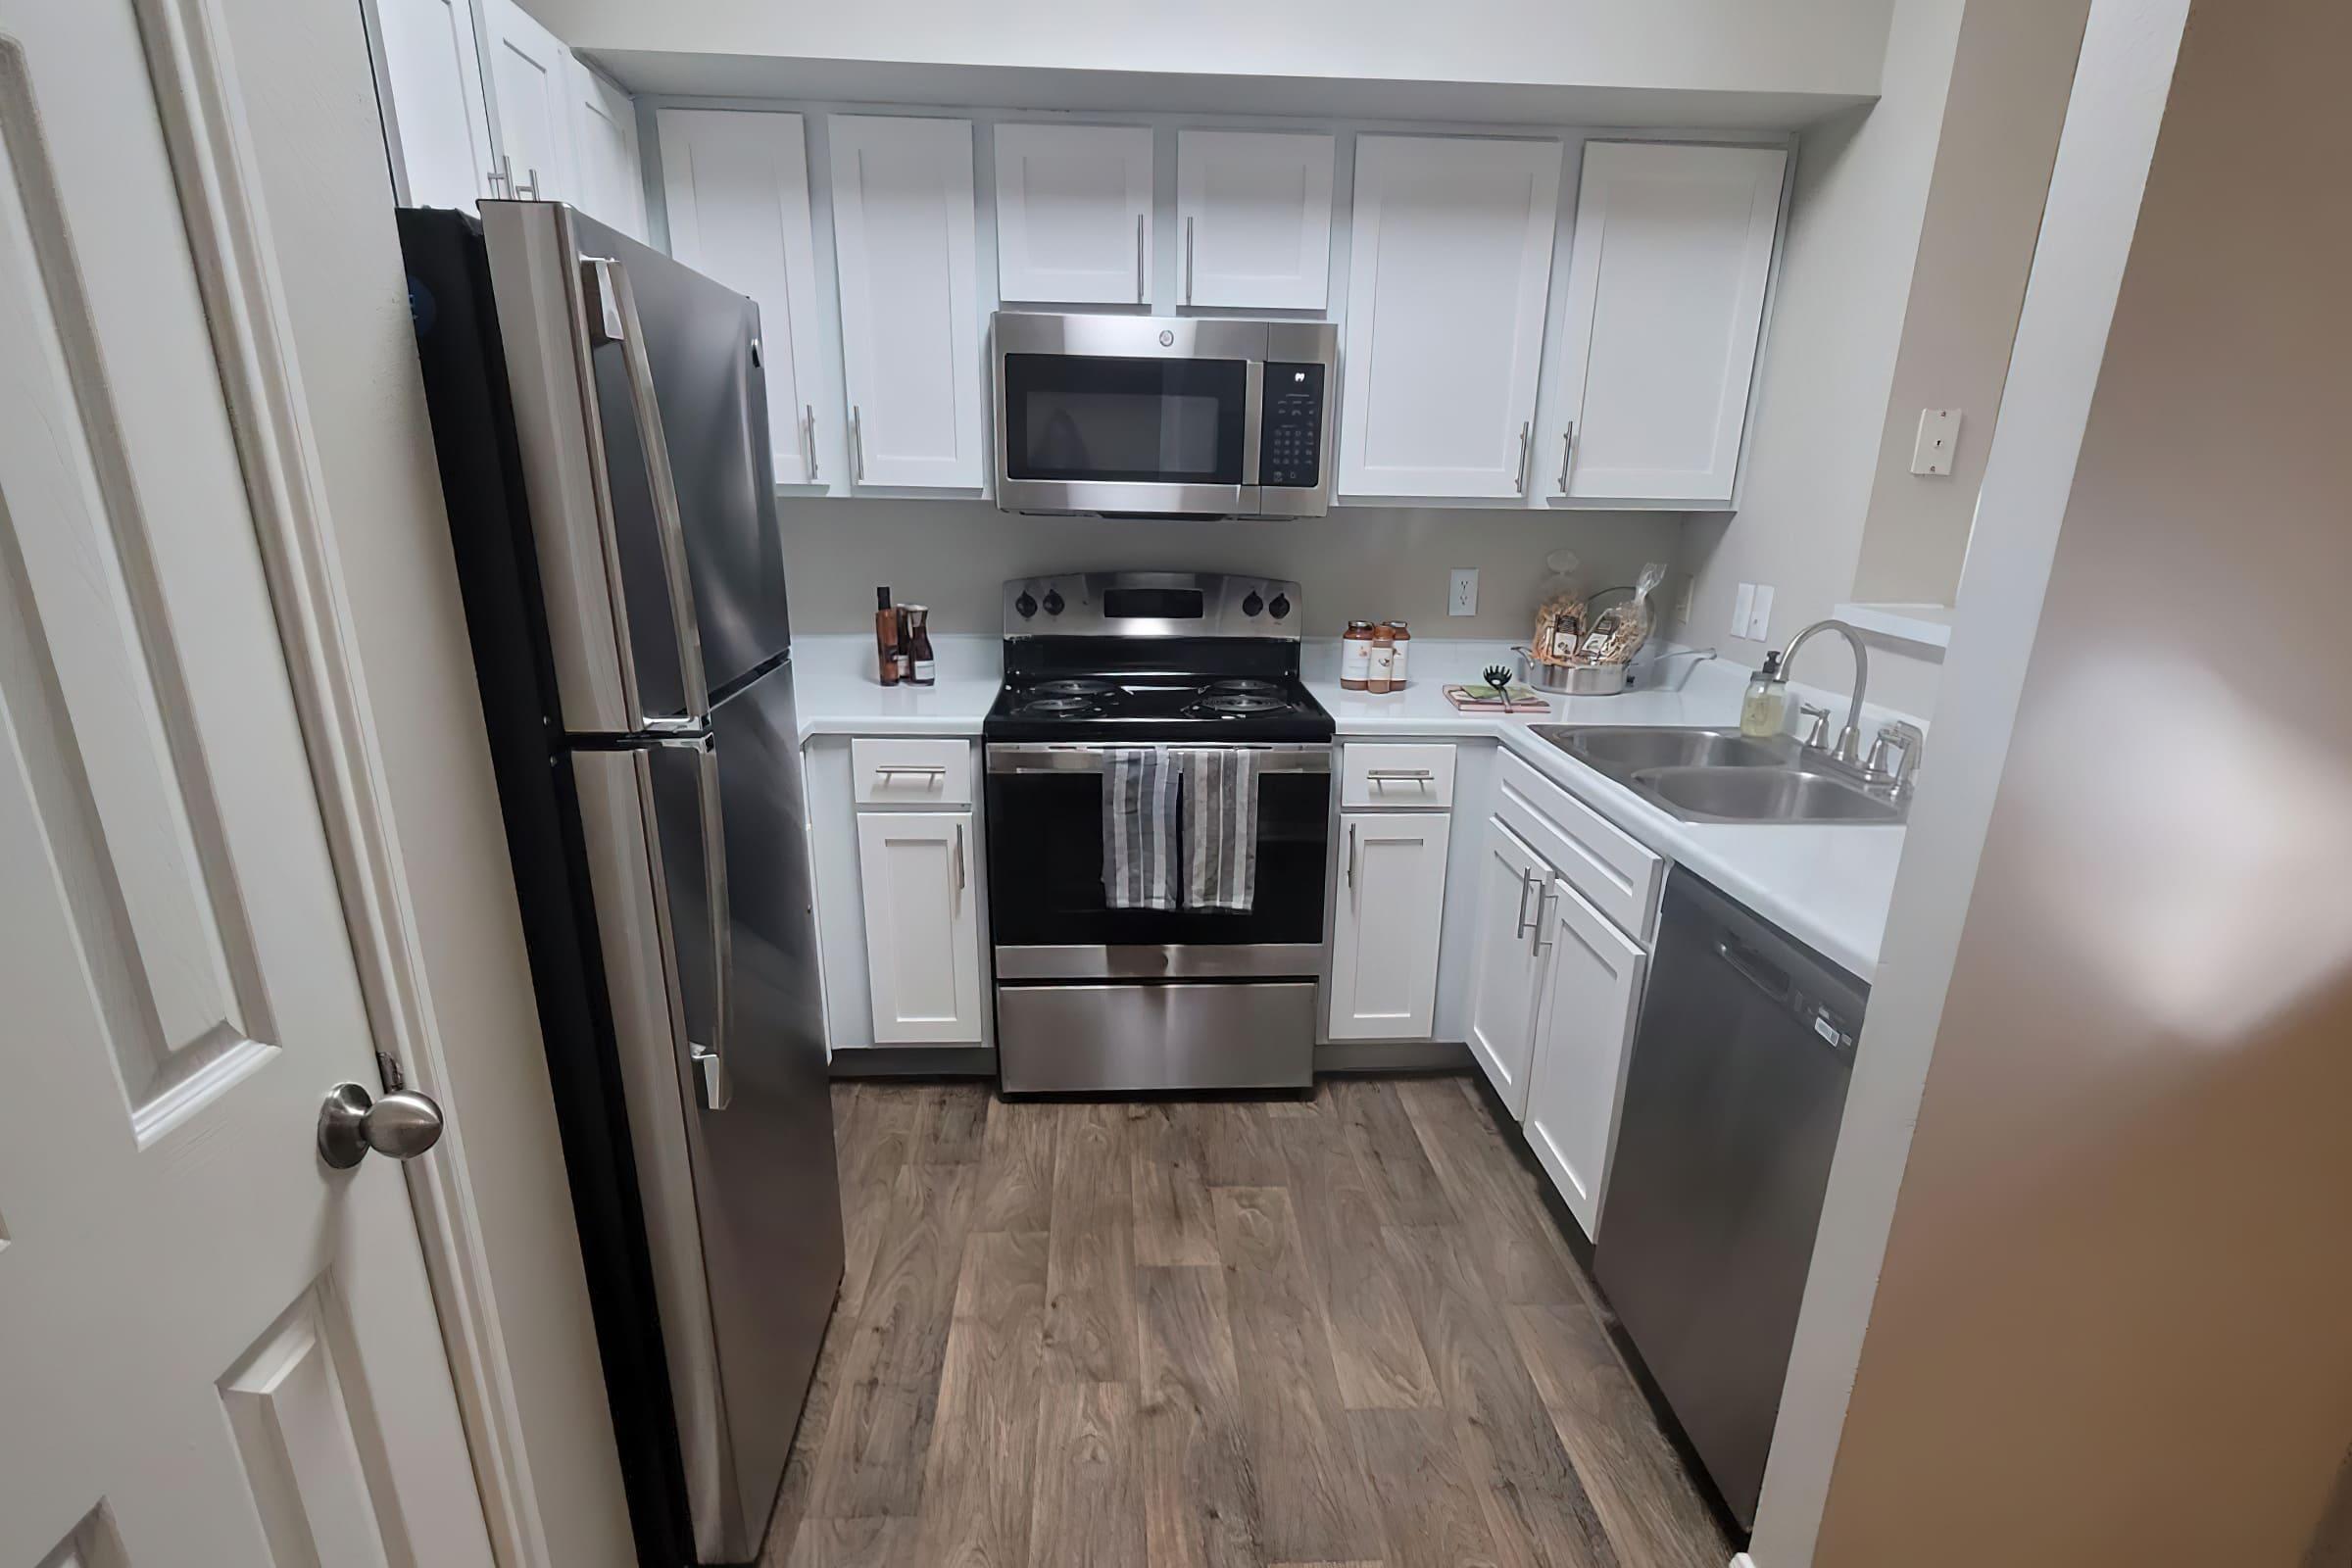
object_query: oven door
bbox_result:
[994,315,1263,515]
[984,743,1329,978]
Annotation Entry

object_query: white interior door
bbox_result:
[658,108,831,486]
[1549,140,1788,507]
[0,7,494,1564]
[486,0,576,201]
[828,114,985,490]
[1338,134,1563,500]
[1176,128,1335,310]
[993,122,1153,305]
[566,56,647,240]
[367,0,498,210]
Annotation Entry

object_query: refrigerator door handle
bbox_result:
[582,255,711,728]
[688,739,733,1110]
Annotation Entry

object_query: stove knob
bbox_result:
[1268,592,1292,620]
[1242,590,1264,617]
[1014,590,1038,619]
[1042,588,1065,616]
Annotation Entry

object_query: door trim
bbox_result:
[133,4,546,1566]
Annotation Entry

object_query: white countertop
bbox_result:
[793,634,1903,980]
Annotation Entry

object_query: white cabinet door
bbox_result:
[658,109,831,487]
[856,811,983,1044]
[485,0,576,202]
[1328,811,1451,1041]
[567,57,647,240]
[1549,141,1788,508]
[830,115,986,489]
[1176,128,1334,310]
[1339,134,1563,500]
[1464,819,1554,1116]
[994,122,1153,305]
[368,0,498,211]
[1522,876,1649,1240]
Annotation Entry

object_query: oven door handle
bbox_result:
[986,744,1331,774]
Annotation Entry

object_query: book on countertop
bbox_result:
[1444,683,1552,713]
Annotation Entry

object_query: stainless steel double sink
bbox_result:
[1530,725,1907,825]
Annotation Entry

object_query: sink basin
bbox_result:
[1535,725,1788,771]
[1635,766,1901,824]
[1531,724,1907,825]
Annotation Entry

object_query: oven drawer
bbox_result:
[852,738,973,807]
[998,980,1315,1093]
[1342,743,1456,809]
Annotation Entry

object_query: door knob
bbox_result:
[318,1082,446,1169]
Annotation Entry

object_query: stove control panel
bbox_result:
[1003,572,1302,639]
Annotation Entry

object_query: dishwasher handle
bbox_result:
[1713,935,1791,1005]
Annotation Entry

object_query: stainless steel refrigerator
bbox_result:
[398,202,843,1567]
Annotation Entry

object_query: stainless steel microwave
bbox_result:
[992,312,1338,519]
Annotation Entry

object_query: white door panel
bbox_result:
[486,0,575,201]
[1551,141,1787,507]
[1176,129,1334,310]
[658,109,830,486]
[828,115,985,490]
[1340,134,1562,500]
[856,810,983,1043]
[1523,877,1648,1239]
[368,0,498,210]
[0,5,492,1563]
[1328,811,1450,1040]
[1463,819,1553,1115]
[994,122,1152,305]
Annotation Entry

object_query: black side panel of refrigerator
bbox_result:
[397,206,692,1568]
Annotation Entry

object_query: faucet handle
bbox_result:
[1798,703,1831,750]
[1866,721,1926,787]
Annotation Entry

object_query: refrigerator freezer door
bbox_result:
[572,661,843,1563]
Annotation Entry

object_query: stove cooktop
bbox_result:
[983,673,1334,744]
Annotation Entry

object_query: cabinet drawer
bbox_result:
[1494,751,1662,940]
[851,738,973,807]
[1341,743,1456,809]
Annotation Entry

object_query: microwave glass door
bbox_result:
[1002,354,1249,485]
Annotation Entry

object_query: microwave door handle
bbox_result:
[1242,362,1264,487]
[583,256,710,727]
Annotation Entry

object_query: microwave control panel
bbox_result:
[1259,363,1326,490]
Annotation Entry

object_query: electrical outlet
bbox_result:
[1911,408,1962,475]
[1747,584,1776,641]
[1448,568,1479,616]
[1731,582,1756,640]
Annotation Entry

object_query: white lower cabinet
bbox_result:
[855,809,984,1043]
[1521,875,1648,1239]
[1465,819,1553,1114]
[1327,811,1451,1040]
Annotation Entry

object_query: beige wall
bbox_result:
[779,497,1684,646]
[223,0,633,1561]
[1811,0,2352,1558]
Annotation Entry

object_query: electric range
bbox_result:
[981,572,1333,1094]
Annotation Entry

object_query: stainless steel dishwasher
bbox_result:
[1593,867,1867,1530]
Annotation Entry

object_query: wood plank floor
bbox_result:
[766,1074,1731,1568]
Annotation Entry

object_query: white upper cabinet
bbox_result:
[829,116,986,490]
[567,58,647,240]
[368,0,498,211]
[1176,129,1334,311]
[1339,134,1564,500]
[993,123,1154,305]
[1549,140,1788,508]
[485,0,576,201]
[658,109,831,487]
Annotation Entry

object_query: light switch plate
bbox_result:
[1448,568,1479,616]
[1911,408,1962,475]
[1747,584,1776,641]
[1731,582,1756,640]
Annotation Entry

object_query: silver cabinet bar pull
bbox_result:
[1184,215,1196,305]
[1346,821,1358,894]
[804,404,819,483]
[1532,882,1556,956]
[953,822,967,897]
[1558,422,1576,493]
[1366,768,1435,780]
[850,404,865,482]
[1516,420,1533,495]
[1135,212,1147,303]
[1514,868,1537,937]
[874,764,948,776]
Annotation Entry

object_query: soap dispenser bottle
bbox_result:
[1740,652,1787,737]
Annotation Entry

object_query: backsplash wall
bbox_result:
[778,498,1686,643]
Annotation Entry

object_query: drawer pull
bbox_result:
[1367,768,1435,781]
[874,764,948,777]
[1514,868,1537,937]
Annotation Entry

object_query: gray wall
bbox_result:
[779,498,1684,645]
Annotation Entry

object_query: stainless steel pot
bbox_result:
[1515,649,1628,695]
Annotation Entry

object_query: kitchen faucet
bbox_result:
[1777,619,1869,765]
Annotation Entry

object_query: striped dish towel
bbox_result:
[1179,748,1260,912]
[1102,747,1179,910]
